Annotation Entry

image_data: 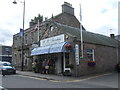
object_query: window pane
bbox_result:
[87,49,94,61]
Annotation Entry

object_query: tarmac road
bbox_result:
[1,72,119,89]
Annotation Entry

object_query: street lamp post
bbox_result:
[13,0,25,71]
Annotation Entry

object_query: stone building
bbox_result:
[0,44,12,63]
[31,22,118,76]
[12,2,119,76]
[115,35,120,41]
[12,2,83,70]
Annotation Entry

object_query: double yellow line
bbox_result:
[16,73,112,83]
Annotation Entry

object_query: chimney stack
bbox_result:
[62,2,74,15]
[110,34,115,39]
[29,19,37,28]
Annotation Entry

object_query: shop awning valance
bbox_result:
[31,42,71,56]
[31,45,50,56]
[49,42,67,53]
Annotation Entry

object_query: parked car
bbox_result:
[115,62,120,72]
[0,61,16,75]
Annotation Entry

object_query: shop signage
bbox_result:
[40,34,65,46]
[75,44,79,65]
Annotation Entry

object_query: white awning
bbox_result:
[31,45,50,56]
[49,42,66,53]
[31,42,71,56]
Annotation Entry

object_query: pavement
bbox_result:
[16,70,114,82]
[16,70,79,81]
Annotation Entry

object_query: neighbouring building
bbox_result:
[12,2,119,76]
[115,35,120,41]
[0,44,12,63]
[115,34,120,63]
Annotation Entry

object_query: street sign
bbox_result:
[75,44,79,65]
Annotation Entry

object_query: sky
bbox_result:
[0,0,119,46]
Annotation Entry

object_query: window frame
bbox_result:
[86,49,95,61]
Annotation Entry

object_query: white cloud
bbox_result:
[0,0,118,46]
[80,0,118,36]
[0,28,13,46]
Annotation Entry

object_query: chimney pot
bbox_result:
[110,34,115,39]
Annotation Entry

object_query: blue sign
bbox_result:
[20,28,24,36]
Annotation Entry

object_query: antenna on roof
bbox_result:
[110,29,113,34]
[109,29,115,38]
[52,14,54,18]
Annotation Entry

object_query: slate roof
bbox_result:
[55,22,119,48]
[115,35,120,40]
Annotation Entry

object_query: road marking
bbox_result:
[16,73,112,83]
[49,80,61,82]
[17,75,47,81]
[50,73,113,83]
[65,73,113,83]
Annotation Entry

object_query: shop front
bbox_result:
[31,34,74,74]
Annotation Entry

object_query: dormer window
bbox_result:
[50,25,54,31]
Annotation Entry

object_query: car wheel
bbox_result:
[13,71,16,74]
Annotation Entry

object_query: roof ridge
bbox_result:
[55,22,111,38]
[54,22,118,47]
[54,22,80,30]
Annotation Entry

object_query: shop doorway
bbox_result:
[34,52,70,75]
